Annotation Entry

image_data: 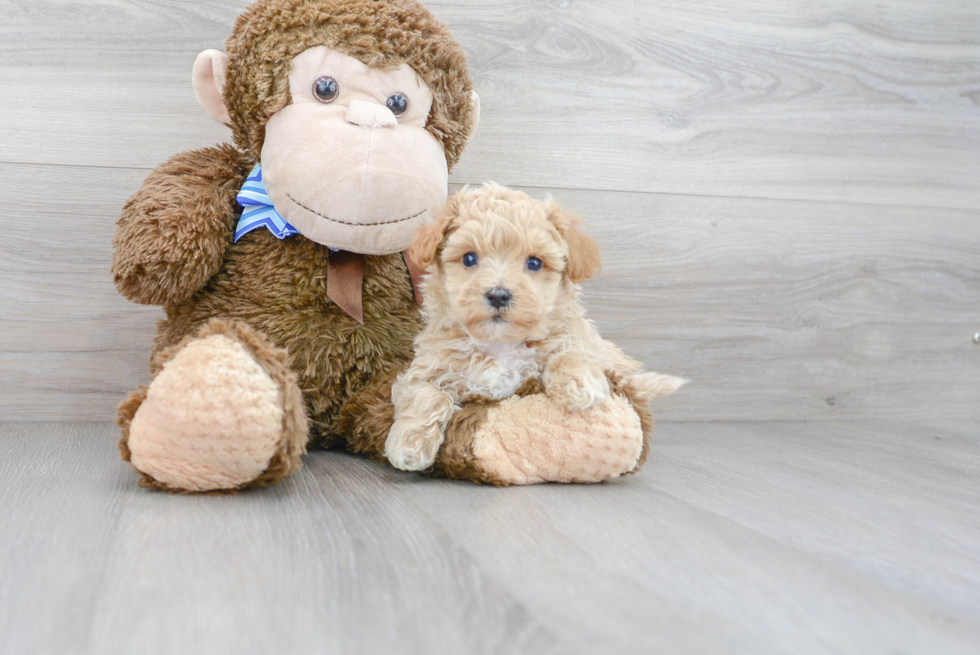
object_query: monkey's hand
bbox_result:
[111,144,252,306]
[543,350,610,411]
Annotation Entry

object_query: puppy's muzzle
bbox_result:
[485,286,512,309]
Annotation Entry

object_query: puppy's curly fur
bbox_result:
[386,184,684,471]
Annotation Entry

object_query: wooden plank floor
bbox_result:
[1,421,978,655]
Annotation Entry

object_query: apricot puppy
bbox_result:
[385,184,683,471]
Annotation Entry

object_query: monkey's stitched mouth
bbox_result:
[287,194,425,226]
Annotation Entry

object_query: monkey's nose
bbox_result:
[346,100,397,128]
[485,287,513,309]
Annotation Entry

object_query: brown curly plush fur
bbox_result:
[112,145,253,307]
[223,0,475,168]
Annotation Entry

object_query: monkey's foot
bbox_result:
[434,390,648,486]
[117,320,307,492]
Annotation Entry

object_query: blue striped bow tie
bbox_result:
[235,164,300,242]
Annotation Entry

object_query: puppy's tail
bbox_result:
[619,371,688,404]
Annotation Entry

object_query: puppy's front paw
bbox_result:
[385,419,444,471]
[546,362,610,411]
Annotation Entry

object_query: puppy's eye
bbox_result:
[462,252,479,268]
[386,93,409,116]
[526,256,543,272]
[313,76,340,103]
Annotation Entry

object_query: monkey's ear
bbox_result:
[410,196,462,270]
[546,201,602,283]
[467,92,481,142]
[192,49,232,125]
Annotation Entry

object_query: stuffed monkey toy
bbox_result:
[112,0,656,492]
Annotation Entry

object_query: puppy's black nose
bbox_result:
[485,287,512,309]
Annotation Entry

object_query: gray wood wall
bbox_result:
[1,0,978,423]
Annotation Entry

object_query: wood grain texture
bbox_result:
[1,421,978,654]
[1,0,979,421]
[0,422,568,655]
[0,0,978,207]
[1,162,977,422]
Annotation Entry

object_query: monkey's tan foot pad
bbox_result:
[438,393,644,485]
[117,322,307,492]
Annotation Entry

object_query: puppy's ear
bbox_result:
[546,202,602,283]
[410,195,461,270]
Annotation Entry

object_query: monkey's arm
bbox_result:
[111,144,253,306]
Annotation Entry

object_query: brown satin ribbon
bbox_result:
[402,249,426,306]
[327,249,364,324]
[326,249,425,325]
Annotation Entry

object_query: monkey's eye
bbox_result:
[313,76,340,103]
[526,256,543,272]
[386,93,409,116]
[462,252,479,268]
